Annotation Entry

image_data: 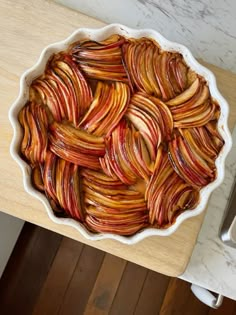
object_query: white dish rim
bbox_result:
[9,23,232,245]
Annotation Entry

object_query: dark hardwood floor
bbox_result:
[0,223,235,315]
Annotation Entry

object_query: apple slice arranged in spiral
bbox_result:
[81,168,124,188]
[32,54,92,126]
[167,77,201,106]
[85,213,148,236]
[49,122,105,170]
[153,52,176,100]
[55,54,92,117]
[43,151,83,221]
[157,176,199,227]
[179,124,224,165]
[122,40,160,96]
[166,78,215,128]
[126,105,160,161]
[122,40,188,101]
[18,102,48,166]
[83,182,147,212]
[100,119,152,185]
[82,169,142,198]
[99,153,118,179]
[71,34,128,83]
[81,169,148,235]
[31,165,44,192]
[205,121,224,150]
[168,134,215,188]
[126,92,173,159]
[146,146,199,226]
[173,102,215,128]
[79,81,130,136]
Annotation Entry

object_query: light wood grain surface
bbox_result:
[0,0,236,277]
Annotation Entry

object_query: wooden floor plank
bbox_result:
[160,278,209,315]
[109,262,148,315]
[83,253,127,315]
[1,223,236,315]
[134,270,170,315]
[0,223,62,315]
[59,244,105,315]
[33,237,84,315]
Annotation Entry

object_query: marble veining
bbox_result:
[57,0,236,73]
[181,126,236,300]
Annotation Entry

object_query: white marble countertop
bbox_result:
[181,126,236,300]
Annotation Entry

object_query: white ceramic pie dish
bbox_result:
[9,24,232,244]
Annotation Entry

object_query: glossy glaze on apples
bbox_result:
[18,35,224,236]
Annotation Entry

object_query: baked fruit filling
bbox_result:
[18,35,224,235]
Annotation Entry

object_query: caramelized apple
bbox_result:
[18,34,224,235]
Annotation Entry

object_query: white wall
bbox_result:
[0,213,23,277]
[57,0,236,73]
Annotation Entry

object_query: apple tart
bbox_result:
[18,35,224,236]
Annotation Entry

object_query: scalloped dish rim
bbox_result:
[9,24,232,244]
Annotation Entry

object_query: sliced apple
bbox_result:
[82,174,141,198]
[31,165,44,192]
[149,95,174,141]
[43,152,83,221]
[43,151,57,202]
[175,57,188,90]
[96,81,130,136]
[57,54,92,116]
[168,56,182,94]
[178,135,214,178]
[168,135,211,188]
[106,128,137,185]
[171,84,210,115]
[68,164,84,221]
[32,79,62,122]
[81,168,124,187]
[33,53,92,126]
[101,118,152,184]
[99,154,118,179]
[150,173,179,226]
[85,205,147,223]
[159,52,176,100]
[79,81,130,137]
[165,181,199,224]
[167,78,200,106]
[45,73,69,120]
[49,121,104,170]
[83,185,147,211]
[173,102,215,128]
[145,145,166,201]
[145,43,161,97]
[19,102,48,166]
[71,35,128,83]
[49,121,105,154]
[85,213,148,236]
[146,154,200,227]
[127,92,173,143]
[205,121,224,151]
[122,40,162,97]
[126,106,159,161]
[124,126,151,181]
